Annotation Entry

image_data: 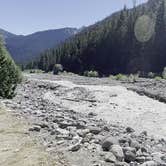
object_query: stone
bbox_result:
[111,145,124,161]
[118,136,132,145]
[68,142,81,152]
[130,140,141,150]
[102,136,118,151]
[29,126,41,132]
[136,156,146,163]
[88,126,102,135]
[88,112,97,117]
[140,161,157,166]
[126,127,135,133]
[104,152,117,163]
[115,162,129,166]
[124,150,136,163]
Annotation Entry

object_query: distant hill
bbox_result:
[35,0,166,75]
[0,29,16,39]
[0,28,78,64]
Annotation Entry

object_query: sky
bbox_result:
[0,0,148,35]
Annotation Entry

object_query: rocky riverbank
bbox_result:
[2,73,166,166]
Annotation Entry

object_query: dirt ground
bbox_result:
[0,104,57,166]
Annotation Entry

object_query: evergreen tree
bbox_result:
[0,37,21,98]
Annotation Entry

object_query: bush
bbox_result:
[109,75,116,80]
[115,74,128,81]
[84,70,99,77]
[128,74,138,83]
[148,72,155,78]
[155,76,162,81]
[0,39,21,98]
[162,67,166,79]
[53,64,63,75]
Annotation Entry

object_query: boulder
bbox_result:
[104,152,117,163]
[111,145,124,161]
[102,136,118,151]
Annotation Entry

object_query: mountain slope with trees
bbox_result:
[35,0,166,76]
[5,28,78,64]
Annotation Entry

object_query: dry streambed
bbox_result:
[2,74,166,166]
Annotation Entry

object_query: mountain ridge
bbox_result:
[0,27,78,64]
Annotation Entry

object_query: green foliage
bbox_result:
[162,67,166,79]
[115,74,128,81]
[148,72,155,78]
[155,76,162,81]
[0,39,21,98]
[83,70,99,77]
[128,74,138,83]
[53,64,63,75]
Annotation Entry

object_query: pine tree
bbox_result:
[0,37,21,98]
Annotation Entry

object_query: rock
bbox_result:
[161,155,166,162]
[124,150,136,163]
[88,112,97,117]
[123,147,136,154]
[115,162,129,166]
[34,122,49,128]
[111,145,124,162]
[126,127,135,133]
[68,142,81,152]
[102,136,118,151]
[88,126,102,135]
[29,126,41,132]
[152,152,164,165]
[104,152,117,163]
[130,140,141,150]
[119,136,132,146]
[140,131,148,137]
[140,161,157,166]
[136,156,146,163]
[77,129,90,137]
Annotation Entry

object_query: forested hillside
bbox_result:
[0,38,21,98]
[35,0,166,76]
[6,28,78,64]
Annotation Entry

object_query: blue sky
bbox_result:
[0,0,147,35]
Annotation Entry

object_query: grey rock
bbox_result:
[88,126,102,135]
[136,156,146,163]
[102,136,118,151]
[29,126,41,132]
[126,127,135,133]
[140,161,157,166]
[130,140,141,150]
[104,152,117,163]
[115,162,129,166]
[110,145,124,161]
[68,142,81,152]
[124,150,136,163]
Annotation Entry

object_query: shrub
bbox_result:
[155,76,162,81]
[109,75,116,80]
[115,74,128,81]
[148,72,155,78]
[128,74,138,83]
[0,39,21,98]
[84,70,99,77]
[53,64,63,75]
[162,67,166,79]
